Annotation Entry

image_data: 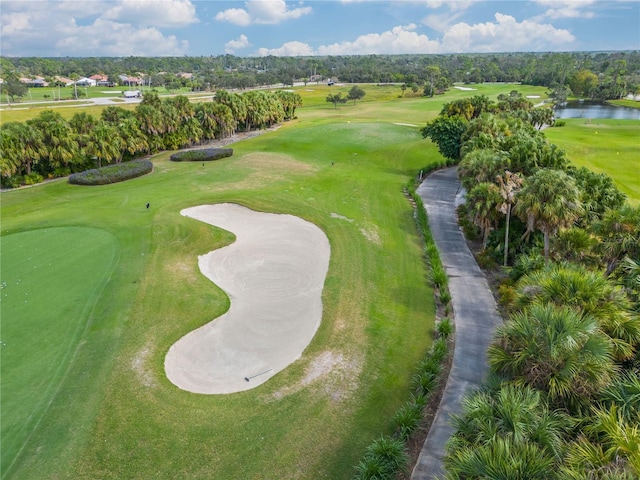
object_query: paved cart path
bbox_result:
[411,167,503,479]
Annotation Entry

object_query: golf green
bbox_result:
[0,227,118,474]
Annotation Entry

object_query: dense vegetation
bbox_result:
[0,89,301,187]
[2,51,639,99]
[424,93,640,479]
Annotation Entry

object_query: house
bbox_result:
[75,77,97,87]
[90,74,114,87]
[119,75,142,86]
[54,76,74,86]
[21,76,49,87]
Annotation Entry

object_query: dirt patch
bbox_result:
[360,226,381,246]
[234,152,315,174]
[271,350,362,403]
[131,345,157,389]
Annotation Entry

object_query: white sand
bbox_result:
[454,86,476,91]
[164,203,330,394]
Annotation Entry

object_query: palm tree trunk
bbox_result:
[504,203,511,266]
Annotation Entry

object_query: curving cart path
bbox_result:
[411,167,503,479]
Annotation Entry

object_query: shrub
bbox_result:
[425,243,440,264]
[498,283,517,309]
[69,160,153,186]
[412,370,437,397]
[554,120,566,127]
[439,289,451,306]
[431,264,448,290]
[354,436,410,480]
[23,173,44,185]
[437,317,453,338]
[170,148,233,162]
[393,401,423,440]
[431,338,448,363]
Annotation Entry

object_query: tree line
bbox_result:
[422,92,640,479]
[0,89,302,188]
[2,51,639,101]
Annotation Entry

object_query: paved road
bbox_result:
[411,167,503,479]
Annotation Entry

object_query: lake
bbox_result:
[554,100,640,120]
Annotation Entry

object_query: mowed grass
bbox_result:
[0,228,118,474]
[1,93,443,479]
[544,118,640,203]
[3,82,628,479]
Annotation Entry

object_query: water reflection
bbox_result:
[554,101,640,120]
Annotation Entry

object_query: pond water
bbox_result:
[554,100,640,120]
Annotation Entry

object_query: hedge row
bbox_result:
[68,160,153,186]
[169,148,233,162]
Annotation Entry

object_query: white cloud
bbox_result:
[215,8,253,26]
[258,13,576,57]
[57,19,189,56]
[103,0,199,27]
[317,24,440,55]
[441,13,575,52]
[225,34,251,54]
[430,1,474,12]
[216,0,312,26]
[257,41,316,57]
[534,0,596,19]
[0,1,191,56]
[1,11,31,36]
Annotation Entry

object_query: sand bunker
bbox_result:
[164,203,330,394]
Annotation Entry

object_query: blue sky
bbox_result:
[1,1,639,57]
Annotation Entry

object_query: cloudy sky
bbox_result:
[1,0,639,57]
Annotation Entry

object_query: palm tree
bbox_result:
[515,264,640,362]
[550,227,600,266]
[488,303,614,409]
[86,122,122,167]
[466,182,503,250]
[210,103,235,138]
[496,170,524,266]
[118,116,148,159]
[514,168,584,261]
[458,148,510,191]
[444,437,557,480]
[215,90,246,131]
[448,384,573,459]
[618,256,640,307]
[592,205,640,277]
[195,102,219,140]
[0,121,45,176]
[28,110,79,171]
[563,406,640,479]
[599,372,640,423]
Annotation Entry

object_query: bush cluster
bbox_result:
[169,148,233,162]
[68,160,153,186]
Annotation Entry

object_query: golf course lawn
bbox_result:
[2,83,636,479]
[1,100,442,478]
[0,227,118,474]
[544,118,640,204]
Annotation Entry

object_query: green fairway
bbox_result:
[1,82,632,479]
[0,227,118,476]
[0,91,441,479]
[544,118,640,203]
